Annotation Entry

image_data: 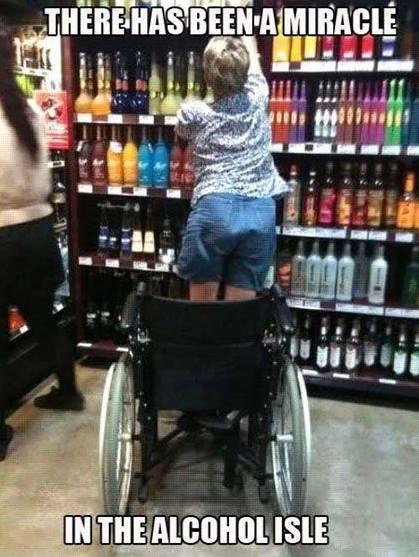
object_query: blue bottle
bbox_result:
[120,56,132,114]
[152,127,169,188]
[131,51,149,115]
[111,52,124,114]
[138,128,153,187]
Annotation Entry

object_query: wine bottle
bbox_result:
[138,127,153,187]
[161,51,177,116]
[184,51,197,103]
[393,324,408,377]
[297,81,307,142]
[336,162,353,227]
[321,80,332,142]
[353,82,364,145]
[122,126,138,186]
[318,161,336,227]
[302,169,319,226]
[329,319,344,370]
[313,81,324,142]
[170,135,184,189]
[289,81,299,143]
[92,52,110,116]
[77,125,91,184]
[107,125,123,186]
[149,52,162,115]
[120,203,133,258]
[316,317,330,371]
[367,163,384,229]
[376,80,388,146]
[360,82,372,145]
[299,313,312,363]
[283,165,301,224]
[143,204,155,255]
[336,80,347,144]
[384,79,397,145]
[158,218,176,265]
[131,202,143,255]
[75,52,92,113]
[409,325,419,378]
[91,126,107,187]
[273,80,283,144]
[379,322,394,370]
[152,127,169,188]
[368,82,380,145]
[391,79,404,146]
[97,203,110,256]
[351,162,368,228]
[363,319,379,368]
[402,246,419,306]
[272,7,291,63]
[344,319,360,373]
[367,244,388,305]
[383,162,399,228]
[111,52,123,114]
[396,172,415,229]
[282,80,292,143]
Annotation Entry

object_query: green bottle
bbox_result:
[402,246,419,307]
[391,79,405,146]
[385,79,396,145]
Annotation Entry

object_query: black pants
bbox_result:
[0,215,75,431]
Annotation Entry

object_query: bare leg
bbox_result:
[189,281,220,301]
[224,285,256,301]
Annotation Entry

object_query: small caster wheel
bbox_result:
[258,484,270,504]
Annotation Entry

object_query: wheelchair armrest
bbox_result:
[120,291,138,331]
[270,283,296,335]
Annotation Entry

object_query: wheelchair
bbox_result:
[99,282,311,517]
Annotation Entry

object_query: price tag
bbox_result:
[133,260,148,271]
[377,60,414,72]
[134,187,148,197]
[282,225,307,236]
[395,231,414,243]
[379,377,397,385]
[369,230,387,241]
[108,186,122,195]
[116,346,129,353]
[286,297,305,309]
[300,61,328,72]
[335,302,384,316]
[333,372,351,379]
[76,113,92,123]
[164,116,177,126]
[105,258,119,268]
[337,144,356,154]
[350,229,368,240]
[316,227,346,239]
[108,114,123,124]
[271,62,290,72]
[288,143,306,153]
[20,324,29,334]
[337,61,359,72]
[303,299,321,310]
[79,256,92,266]
[385,307,419,319]
[302,369,319,377]
[77,342,93,349]
[382,146,401,156]
[155,262,169,272]
[172,264,179,274]
[78,183,93,193]
[361,145,379,155]
[407,145,419,156]
[296,226,316,237]
[138,115,154,125]
[312,143,332,154]
[166,189,181,199]
[271,143,283,153]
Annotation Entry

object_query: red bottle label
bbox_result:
[352,190,367,226]
[318,188,336,225]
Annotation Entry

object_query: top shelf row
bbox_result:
[271,59,416,74]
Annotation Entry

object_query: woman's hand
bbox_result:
[224,0,252,7]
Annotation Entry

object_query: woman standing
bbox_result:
[0,21,83,461]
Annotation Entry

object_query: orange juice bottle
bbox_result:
[91,52,111,116]
[272,8,291,63]
[396,172,416,229]
[74,52,92,113]
[123,126,138,186]
[107,126,123,185]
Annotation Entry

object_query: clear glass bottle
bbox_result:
[283,165,301,225]
[291,240,306,297]
[161,51,178,116]
[305,240,322,298]
[330,318,345,370]
[336,242,354,302]
[320,241,338,300]
[316,317,330,371]
[367,244,388,305]
[353,242,369,300]
[393,323,408,377]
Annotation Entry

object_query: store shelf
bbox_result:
[278,225,419,245]
[78,253,176,274]
[74,114,178,126]
[301,366,419,398]
[286,296,419,319]
[77,183,192,200]
[48,160,65,169]
[77,340,128,359]
[9,302,67,343]
[14,66,50,78]
[271,59,416,73]
[271,143,419,156]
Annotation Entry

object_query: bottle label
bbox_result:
[120,227,132,254]
[397,202,415,228]
[304,196,316,224]
[318,188,336,225]
[276,111,283,125]
[338,107,345,126]
[364,342,377,367]
[143,232,155,254]
[384,191,398,227]
[92,158,106,183]
[393,351,407,376]
[380,343,393,368]
[352,190,367,226]
[284,193,298,222]
[316,346,329,369]
[123,161,138,185]
[330,344,342,368]
[409,353,419,377]
[345,346,357,370]
[299,113,305,127]
[370,111,377,125]
[98,226,109,250]
[346,107,354,125]
[337,190,352,226]
[291,110,298,125]
[363,111,370,125]
[131,230,143,254]
[355,106,362,126]
[300,339,311,360]
[367,191,384,227]
[170,161,182,185]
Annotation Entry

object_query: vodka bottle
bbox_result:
[367,244,388,305]
[336,242,354,302]
[291,240,306,296]
[305,240,322,298]
[320,241,338,300]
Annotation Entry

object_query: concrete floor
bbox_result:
[0,364,418,557]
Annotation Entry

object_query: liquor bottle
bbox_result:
[400,9,414,60]
[363,319,379,368]
[318,161,336,227]
[329,81,339,142]
[289,82,299,143]
[360,31,375,60]
[320,241,338,300]
[182,144,195,190]
[383,162,399,228]
[302,169,319,226]
[184,51,197,103]
[174,54,184,112]
[409,325,419,378]
[393,324,408,377]
[161,51,177,116]
[92,52,110,116]
[273,80,283,144]
[321,6,336,60]
[360,82,372,145]
[343,80,355,144]
[401,82,412,146]
[368,82,380,145]
[170,135,184,189]
[149,53,162,115]
[97,203,110,255]
[122,126,138,186]
[352,242,369,300]
[120,203,133,258]
[316,317,330,371]
[305,240,322,298]
[120,57,132,114]
[303,35,317,61]
[108,207,120,255]
[75,52,93,113]
[384,79,397,145]
[152,127,169,188]
[329,318,344,370]
[391,79,404,145]
[297,81,307,142]
[131,202,143,255]
[283,165,301,225]
[138,128,153,187]
[299,313,312,364]
[91,126,107,187]
[353,82,364,144]
[290,36,303,63]
[104,53,112,104]
[380,1,397,58]
[143,204,155,255]
[367,163,384,228]
[86,54,94,100]
[402,246,419,306]
[376,80,388,146]
[336,162,353,227]
[321,80,332,142]
[107,126,123,186]
[351,163,368,228]
[415,198,419,232]
[339,13,358,60]
[409,84,419,145]
[336,80,347,144]
[282,80,292,143]
[313,81,324,142]
[77,125,91,184]
[158,218,176,265]
[272,8,291,63]
[396,172,415,229]
[289,315,300,361]
[290,240,306,296]
[336,242,354,302]
[132,51,148,115]
[380,322,394,370]
[85,298,99,341]
[367,244,388,305]
[269,81,277,141]
[111,52,123,114]
[344,319,360,373]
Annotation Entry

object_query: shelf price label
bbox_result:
[382,146,401,156]
[133,187,148,197]
[368,230,387,241]
[108,186,122,195]
[406,145,419,156]
[155,262,169,272]
[107,114,123,124]
[337,144,356,155]
[20,324,29,334]
[76,113,92,123]
[378,378,397,385]
[337,61,360,72]
[288,143,306,153]
[350,229,368,240]
[302,368,319,377]
[332,372,351,379]
[166,189,181,199]
[335,303,384,316]
[377,60,414,72]
[164,116,177,126]
[312,143,332,154]
[105,259,119,268]
[138,115,154,125]
[79,256,92,266]
[133,260,148,271]
[303,298,321,310]
[78,184,93,194]
[271,143,283,153]
[271,62,290,72]
[385,307,419,319]
[361,145,379,155]
[395,231,414,243]
[316,227,346,239]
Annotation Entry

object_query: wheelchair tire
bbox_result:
[99,353,135,515]
[296,366,311,512]
[270,356,305,515]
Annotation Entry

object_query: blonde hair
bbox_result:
[203,37,250,100]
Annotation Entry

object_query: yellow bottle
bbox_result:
[149,52,162,115]
[290,36,303,62]
[107,126,123,186]
[414,200,419,231]
[304,36,318,60]
[184,51,198,103]
[123,126,138,186]
[272,8,290,63]
[91,52,111,116]
[161,51,178,116]
[74,52,93,114]
[396,173,416,229]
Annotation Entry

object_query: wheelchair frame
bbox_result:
[99,285,311,517]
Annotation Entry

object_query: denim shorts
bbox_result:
[177,193,276,291]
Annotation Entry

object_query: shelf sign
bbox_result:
[394,232,414,243]
[337,144,356,154]
[406,145,419,156]
[108,186,122,195]
[108,114,123,124]
[76,113,92,123]
[138,115,154,125]
[166,189,181,199]
[105,259,119,268]
[79,256,92,266]
[78,183,93,194]
[34,90,70,150]
[288,143,306,153]
[350,229,368,240]
[155,262,169,272]
[133,261,148,271]
[382,146,401,156]
[369,230,387,241]
[360,145,379,155]
[302,368,319,377]
[378,378,397,385]
[164,116,178,126]
[312,143,332,154]
[332,372,350,379]
[133,187,148,197]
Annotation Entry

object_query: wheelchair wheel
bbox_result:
[270,357,306,515]
[99,353,135,515]
[296,366,311,512]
